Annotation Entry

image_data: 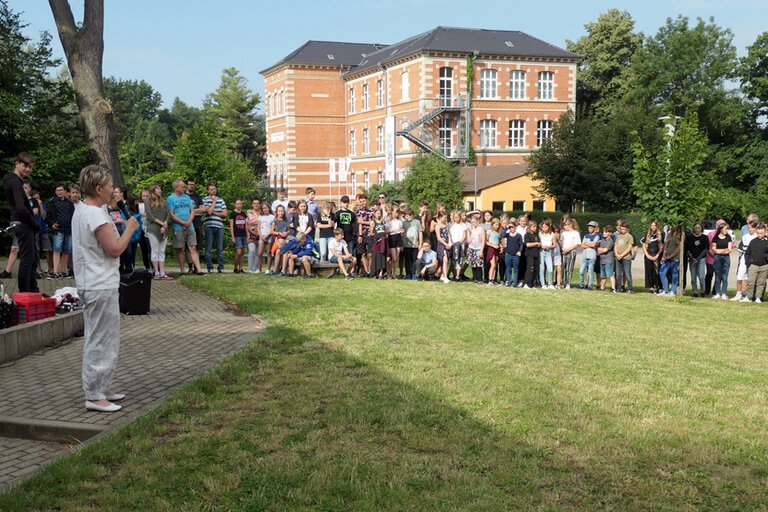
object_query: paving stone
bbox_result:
[0,278,261,493]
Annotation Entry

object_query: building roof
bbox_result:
[262,27,580,76]
[261,41,387,74]
[460,163,530,193]
[350,26,580,76]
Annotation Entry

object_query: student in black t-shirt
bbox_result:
[316,202,336,261]
[229,199,248,273]
[523,220,541,289]
[686,222,709,297]
[335,195,356,254]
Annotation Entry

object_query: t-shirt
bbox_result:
[539,232,554,251]
[355,207,373,237]
[386,218,403,235]
[640,232,664,257]
[712,234,732,251]
[560,230,581,252]
[686,233,709,261]
[598,237,615,264]
[335,208,356,242]
[306,200,318,221]
[328,238,348,257]
[166,193,194,231]
[487,230,500,247]
[273,218,289,236]
[202,196,227,229]
[72,203,120,290]
[449,223,466,245]
[747,237,768,266]
[420,249,437,265]
[230,210,247,237]
[259,214,274,238]
[468,226,484,250]
[188,192,203,228]
[271,199,289,214]
[402,218,422,248]
[615,233,634,260]
[318,212,336,238]
[582,232,601,260]
[524,232,540,257]
[504,231,523,255]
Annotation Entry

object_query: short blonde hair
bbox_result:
[79,165,112,197]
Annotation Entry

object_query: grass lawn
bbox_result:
[2,276,767,510]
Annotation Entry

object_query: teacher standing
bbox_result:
[72,165,138,412]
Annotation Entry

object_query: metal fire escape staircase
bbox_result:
[395,95,469,161]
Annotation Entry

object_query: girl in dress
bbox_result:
[467,213,486,283]
[371,208,388,278]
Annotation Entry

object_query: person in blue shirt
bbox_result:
[414,241,438,281]
[167,179,205,275]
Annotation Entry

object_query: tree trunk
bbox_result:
[48,0,124,186]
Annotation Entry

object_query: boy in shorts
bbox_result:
[328,228,356,279]
[598,226,616,292]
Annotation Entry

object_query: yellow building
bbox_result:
[460,164,556,212]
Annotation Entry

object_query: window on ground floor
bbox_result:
[512,200,525,211]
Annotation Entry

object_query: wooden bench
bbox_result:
[310,261,340,278]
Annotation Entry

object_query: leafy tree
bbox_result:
[632,111,712,227]
[401,154,463,209]
[366,181,404,204]
[629,16,739,142]
[566,9,642,116]
[740,31,768,118]
[103,77,163,141]
[204,68,262,160]
[158,97,202,138]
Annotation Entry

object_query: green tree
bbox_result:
[158,97,202,138]
[566,9,643,116]
[103,77,163,141]
[204,68,262,159]
[401,154,463,209]
[740,31,768,118]
[632,111,713,294]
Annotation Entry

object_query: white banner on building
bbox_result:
[385,116,396,181]
[329,158,336,182]
[338,157,348,182]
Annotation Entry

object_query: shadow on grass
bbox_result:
[1,287,766,510]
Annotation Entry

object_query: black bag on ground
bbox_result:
[119,268,152,315]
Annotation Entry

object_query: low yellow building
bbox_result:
[460,164,556,213]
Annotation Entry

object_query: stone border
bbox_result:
[0,312,84,365]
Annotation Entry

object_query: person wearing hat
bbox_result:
[579,221,601,290]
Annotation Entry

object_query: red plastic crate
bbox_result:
[14,297,56,324]
[13,292,43,305]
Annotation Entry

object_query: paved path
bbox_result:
[0,276,262,493]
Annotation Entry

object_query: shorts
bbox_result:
[600,262,614,278]
[301,255,318,265]
[355,235,373,255]
[51,231,72,254]
[173,228,197,249]
[234,236,248,249]
[387,234,403,248]
[436,243,446,262]
[37,232,52,252]
[736,258,748,281]
[330,254,353,264]
[484,245,499,261]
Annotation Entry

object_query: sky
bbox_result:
[16,0,768,110]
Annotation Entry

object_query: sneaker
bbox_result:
[254,269,261,274]
[523,285,531,289]
[740,297,751,302]
[505,282,512,287]
[712,294,720,300]
[442,277,451,283]
[264,270,272,275]
[720,294,728,300]
[487,280,497,286]
[0,271,11,279]
[611,289,617,294]
[730,293,743,301]
[345,275,354,281]
[565,284,571,290]
[626,289,633,294]
[657,291,668,297]
[755,298,762,303]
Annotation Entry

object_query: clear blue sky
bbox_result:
[16,0,768,110]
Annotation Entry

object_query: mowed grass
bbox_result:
[2,276,768,510]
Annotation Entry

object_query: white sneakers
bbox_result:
[85,401,121,412]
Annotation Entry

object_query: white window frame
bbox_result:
[479,119,497,148]
[377,125,384,153]
[349,87,356,113]
[349,129,356,155]
[537,71,554,100]
[362,84,369,111]
[509,70,526,100]
[364,172,370,191]
[377,79,384,107]
[509,120,525,148]
[281,91,286,114]
[401,71,410,101]
[439,118,452,156]
[480,69,497,99]
[439,67,453,107]
[352,172,358,193]
[536,120,553,147]
[363,128,370,155]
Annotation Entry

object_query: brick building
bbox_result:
[261,26,579,210]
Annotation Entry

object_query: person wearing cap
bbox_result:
[579,221,601,290]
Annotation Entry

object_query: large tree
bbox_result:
[740,31,768,119]
[402,154,463,209]
[566,9,643,117]
[49,0,124,185]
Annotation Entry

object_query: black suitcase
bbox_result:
[119,268,152,314]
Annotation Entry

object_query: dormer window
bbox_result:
[327,54,335,60]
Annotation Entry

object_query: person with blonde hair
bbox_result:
[73,165,138,412]
[144,183,172,280]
